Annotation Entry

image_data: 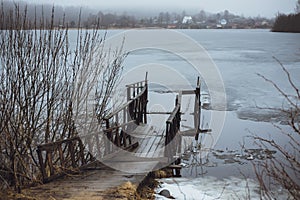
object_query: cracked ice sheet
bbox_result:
[155,177,288,200]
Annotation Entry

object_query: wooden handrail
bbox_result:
[103,86,147,120]
[164,98,181,162]
[167,104,180,123]
[103,120,136,132]
[125,80,147,88]
[37,136,81,150]
[37,136,94,183]
[102,77,148,155]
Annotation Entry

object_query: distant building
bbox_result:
[261,21,268,26]
[182,16,193,24]
[167,25,177,29]
[220,19,227,25]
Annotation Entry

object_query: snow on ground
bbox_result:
[155,176,287,200]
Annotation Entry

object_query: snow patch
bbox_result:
[155,176,287,200]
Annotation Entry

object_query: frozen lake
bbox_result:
[67,28,299,198]
[102,29,299,199]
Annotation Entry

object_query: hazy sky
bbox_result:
[25,0,297,17]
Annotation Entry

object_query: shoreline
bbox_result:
[0,27,273,31]
[2,169,168,200]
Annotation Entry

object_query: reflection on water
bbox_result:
[177,111,292,179]
[179,141,276,178]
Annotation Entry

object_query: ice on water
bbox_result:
[155,176,287,200]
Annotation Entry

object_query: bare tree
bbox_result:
[0,4,125,191]
[253,58,300,199]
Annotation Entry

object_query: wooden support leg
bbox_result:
[174,158,181,177]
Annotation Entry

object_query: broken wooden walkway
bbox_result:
[35,74,209,196]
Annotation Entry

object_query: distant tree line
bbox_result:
[272,0,300,33]
[272,13,300,33]
[0,0,273,30]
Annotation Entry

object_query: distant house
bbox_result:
[182,16,193,24]
[167,25,177,29]
[261,21,269,26]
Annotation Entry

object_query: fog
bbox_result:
[24,0,296,17]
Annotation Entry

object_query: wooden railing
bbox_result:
[194,77,201,140]
[102,79,148,155]
[165,95,182,161]
[35,75,206,182]
[164,77,201,175]
[37,136,94,183]
[126,80,148,125]
[36,77,149,180]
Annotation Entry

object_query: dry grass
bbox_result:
[109,181,139,200]
[153,169,173,179]
[136,169,173,200]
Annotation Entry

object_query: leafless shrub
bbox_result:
[252,57,300,199]
[0,4,125,191]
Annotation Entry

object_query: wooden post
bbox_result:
[134,99,139,125]
[37,148,47,182]
[143,86,148,124]
[105,119,110,129]
[114,126,121,147]
[194,77,201,141]
[69,141,76,168]
[47,151,54,176]
[137,82,140,94]
[139,97,143,124]
[165,122,170,160]
[174,157,182,177]
[144,72,148,124]
[105,119,111,155]
[96,132,101,157]
[144,72,148,84]
[123,108,126,124]
[58,145,65,168]
[115,113,119,127]
[127,87,131,102]
[133,84,136,98]
[78,139,86,165]
[128,133,132,145]
[121,129,127,147]
[122,108,127,147]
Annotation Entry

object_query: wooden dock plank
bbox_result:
[130,123,165,157]
[137,136,158,156]
[101,148,167,173]
[129,124,155,138]
[23,168,146,199]
[105,161,160,174]
[145,131,165,157]
[149,135,166,158]
[99,121,168,172]
[134,127,159,154]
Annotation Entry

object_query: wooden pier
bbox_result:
[33,75,208,198]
